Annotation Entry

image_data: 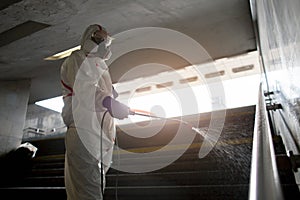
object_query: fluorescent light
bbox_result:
[44,45,81,60]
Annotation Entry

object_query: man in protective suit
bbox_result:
[60,24,130,200]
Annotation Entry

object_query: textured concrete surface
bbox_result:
[254,0,300,150]
[0,0,256,103]
[23,104,66,139]
[253,0,300,188]
[0,80,30,154]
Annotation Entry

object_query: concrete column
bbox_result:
[0,80,31,155]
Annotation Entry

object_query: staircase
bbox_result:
[0,105,299,200]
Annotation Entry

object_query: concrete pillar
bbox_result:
[0,80,31,155]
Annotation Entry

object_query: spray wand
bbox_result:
[129,109,207,137]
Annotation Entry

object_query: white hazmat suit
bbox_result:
[60,24,128,200]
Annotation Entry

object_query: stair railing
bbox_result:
[248,82,284,200]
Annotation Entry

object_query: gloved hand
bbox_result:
[112,86,119,99]
[102,96,130,119]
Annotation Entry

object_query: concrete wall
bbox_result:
[0,80,30,155]
[23,104,66,139]
[253,0,300,187]
[255,0,300,153]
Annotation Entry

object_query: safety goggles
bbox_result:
[91,30,114,47]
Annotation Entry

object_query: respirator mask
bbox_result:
[91,29,114,60]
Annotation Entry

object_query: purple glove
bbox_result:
[102,96,130,119]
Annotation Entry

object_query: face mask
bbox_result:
[104,48,112,60]
[105,36,114,47]
[97,43,112,60]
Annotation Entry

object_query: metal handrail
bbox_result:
[248,83,284,200]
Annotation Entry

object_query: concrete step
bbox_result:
[0,106,258,200]
[0,187,67,200]
[103,184,250,200]
[30,167,64,177]
[15,176,65,187]
[105,170,249,187]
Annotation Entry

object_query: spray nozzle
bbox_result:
[191,127,208,137]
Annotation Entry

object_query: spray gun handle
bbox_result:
[129,109,136,115]
[129,109,157,118]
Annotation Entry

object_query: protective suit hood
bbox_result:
[80,24,102,55]
[80,24,112,60]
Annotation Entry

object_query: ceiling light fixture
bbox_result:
[44,45,80,60]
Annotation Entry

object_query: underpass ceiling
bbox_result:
[0,0,256,103]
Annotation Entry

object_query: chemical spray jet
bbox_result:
[129,109,208,138]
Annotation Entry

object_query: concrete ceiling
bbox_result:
[0,0,256,103]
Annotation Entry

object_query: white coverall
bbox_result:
[60,24,115,200]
